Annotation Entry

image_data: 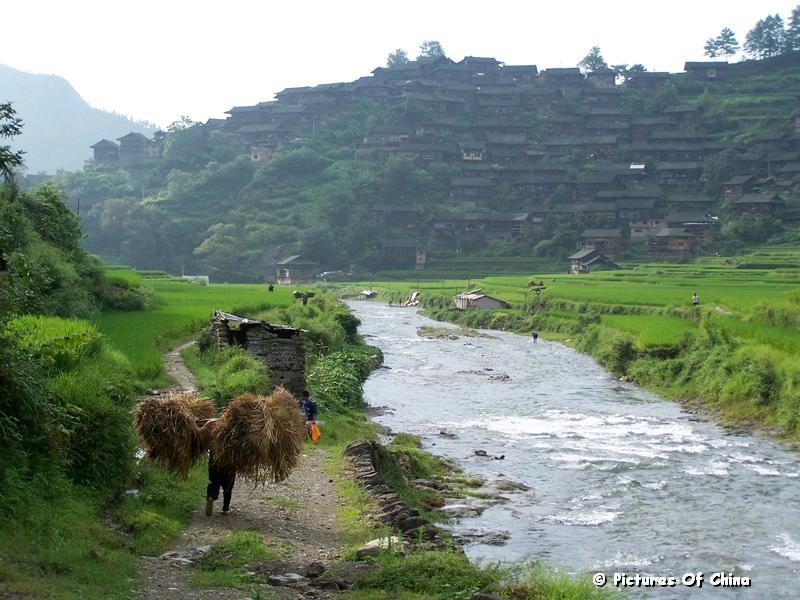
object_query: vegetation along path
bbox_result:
[136,345,345,600]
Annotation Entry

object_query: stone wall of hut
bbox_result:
[211,316,306,399]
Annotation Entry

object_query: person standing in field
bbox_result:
[692,292,700,307]
[197,418,236,517]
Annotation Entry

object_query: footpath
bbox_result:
[136,344,356,600]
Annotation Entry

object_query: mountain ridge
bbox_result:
[0,64,155,174]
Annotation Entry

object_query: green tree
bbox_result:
[577,46,607,73]
[704,28,739,58]
[787,5,800,52]
[704,37,721,58]
[417,40,445,59]
[0,102,24,182]
[387,49,409,68]
[745,15,787,58]
[716,27,740,58]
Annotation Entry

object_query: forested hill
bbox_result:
[52,52,800,282]
[0,64,155,174]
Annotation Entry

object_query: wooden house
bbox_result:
[625,71,670,92]
[732,193,786,215]
[665,211,718,245]
[211,309,306,398]
[683,62,729,81]
[722,175,756,197]
[458,141,485,161]
[367,126,412,145]
[568,248,620,274]
[655,161,703,186]
[455,289,509,310]
[577,228,624,254]
[450,177,496,203]
[629,216,668,239]
[117,132,156,162]
[511,173,575,199]
[91,139,119,163]
[663,192,715,212]
[646,228,700,258]
[586,67,617,88]
[500,65,539,83]
[539,67,584,92]
[380,239,421,267]
[275,255,318,285]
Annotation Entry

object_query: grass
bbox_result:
[263,495,301,510]
[91,276,293,384]
[192,529,280,588]
[600,314,696,348]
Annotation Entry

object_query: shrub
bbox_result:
[202,347,271,404]
[307,347,381,412]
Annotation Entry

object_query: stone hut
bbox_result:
[211,309,307,398]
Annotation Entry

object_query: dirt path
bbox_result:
[136,344,346,600]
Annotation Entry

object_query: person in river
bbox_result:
[197,418,236,517]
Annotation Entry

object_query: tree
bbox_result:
[705,28,740,59]
[787,5,800,52]
[417,40,445,59]
[612,63,647,83]
[745,15,787,59]
[387,49,409,68]
[577,46,608,73]
[0,102,24,182]
[716,27,740,59]
[704,37,721,58]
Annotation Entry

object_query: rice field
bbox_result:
[92,275,294,382]
[600,314,696,348]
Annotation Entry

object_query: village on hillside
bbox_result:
[88,55,800,270]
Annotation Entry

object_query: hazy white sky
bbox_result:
[3,0,798,129]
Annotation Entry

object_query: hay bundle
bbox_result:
[214,387,306,483]
[263,386,307,481]
[132,395,205,479]
[173,392,217,421]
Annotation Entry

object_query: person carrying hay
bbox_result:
[198,418,236,516]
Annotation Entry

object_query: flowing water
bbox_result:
[349,300,800,599]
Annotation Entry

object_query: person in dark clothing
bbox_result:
[299,390,318,438]
[198,418,236,516]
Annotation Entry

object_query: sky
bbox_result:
[2,0,798,129]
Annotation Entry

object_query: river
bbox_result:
[348,300,800,599]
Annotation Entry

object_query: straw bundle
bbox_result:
[263,386,307,481]
[132,395,205,479]
[214,387,306,484]
[173,392,217,421]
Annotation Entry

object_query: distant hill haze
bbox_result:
[0,64,155,174]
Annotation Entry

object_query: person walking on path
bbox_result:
[299,390,318,439]
[197,418,236,517]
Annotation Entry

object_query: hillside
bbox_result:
[0,64,155,174]
[49,53,800,281]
